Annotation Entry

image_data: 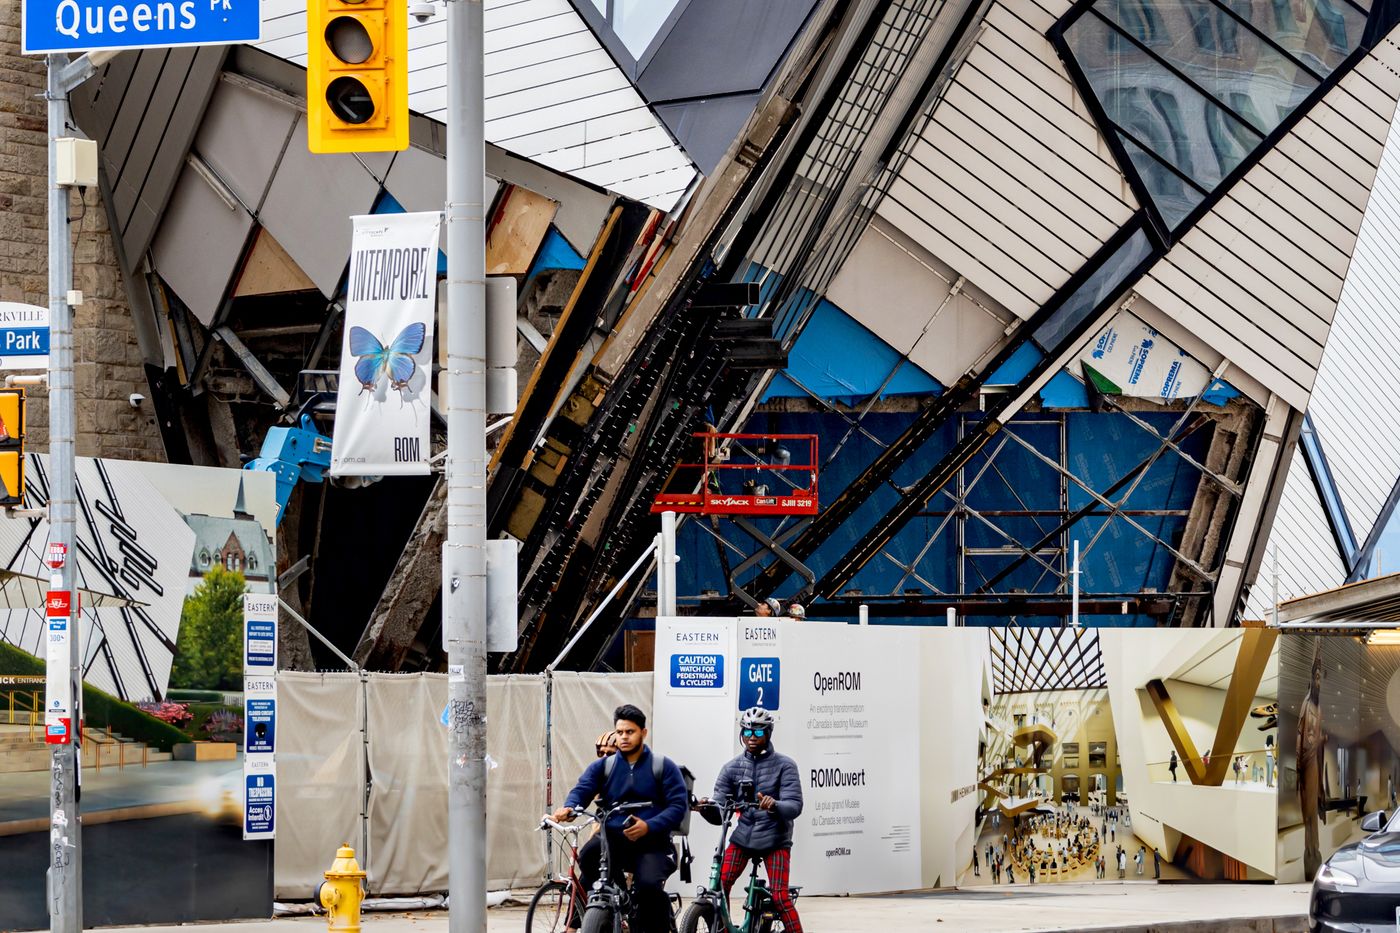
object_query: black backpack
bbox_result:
[602,751,697,836]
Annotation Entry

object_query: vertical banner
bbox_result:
[44,588,72,744]
[243,594,278,840]
[330,211,443,476]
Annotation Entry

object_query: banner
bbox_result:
[330,212,443,476]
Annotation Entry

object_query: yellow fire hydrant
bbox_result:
[318,845,366,933]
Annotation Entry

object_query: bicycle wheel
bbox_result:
[526,880,576,933]
[580,905,615,933]
[677,900,719,933]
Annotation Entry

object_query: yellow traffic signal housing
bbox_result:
[0,389,25,507]
[307,0,409,154]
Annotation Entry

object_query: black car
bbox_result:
[1310,810,1400,932]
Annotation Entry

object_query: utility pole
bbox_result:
[443,0,488,930]
[46,51,81,933]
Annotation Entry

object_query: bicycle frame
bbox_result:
[693,801,775,933]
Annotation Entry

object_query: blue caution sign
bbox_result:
[244,770,275,837]
[739,657,780,711]
[245,619,276,671]
[244,698,275,755]
[23,0,262,55]
[670,653,724,690]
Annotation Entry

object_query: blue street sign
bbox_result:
[244,697,275,755]
[244,618,276,672]
[669,653,724,690]
[23,0,262,55]
[739,657,780,711]
[244,769,275,838]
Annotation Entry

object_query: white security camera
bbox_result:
[410,2,437,23]
[128,393,145,408]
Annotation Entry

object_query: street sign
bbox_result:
[242,594,277,674]
[243,677,276,756]
[243,757,276,840]
[22,0,262,55]
[44,589,72,745]
[0,303,49,371]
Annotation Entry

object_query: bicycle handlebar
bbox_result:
[538,811,597,833]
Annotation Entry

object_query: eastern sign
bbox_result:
[243,757,276,840]
[242,594,277,674]
[243,676,276,756]
[22,0,262,55]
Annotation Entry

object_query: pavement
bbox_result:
[93,882,1312,933]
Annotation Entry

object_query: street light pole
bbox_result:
[46,51,81,933]
[443,0,488,931]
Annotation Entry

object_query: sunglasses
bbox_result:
[741,728,768,738]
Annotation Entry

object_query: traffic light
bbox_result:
[307,0,409,154]
[0,389,25,507]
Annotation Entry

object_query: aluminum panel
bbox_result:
[193,79,299,214]
[1244,449,1346,620]
[151,162,256,326]
[1304,111,1400,542]
[259,116,382,297]
[826,221,1013,386]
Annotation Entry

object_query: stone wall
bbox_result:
[0,9,165,462]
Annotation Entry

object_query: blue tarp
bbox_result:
[526,227,587,281]
[761,298,942,403]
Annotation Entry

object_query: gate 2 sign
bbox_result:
[22,0,262,55]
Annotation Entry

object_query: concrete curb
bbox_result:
[1050,916,1306,933]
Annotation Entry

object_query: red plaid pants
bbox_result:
[719,843,803,933]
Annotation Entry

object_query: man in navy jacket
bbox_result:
[553,704,687,932]
[703,707,804,932]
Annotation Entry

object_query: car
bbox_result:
[1310,809,1400,932]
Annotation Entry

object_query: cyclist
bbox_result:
[552,704,687,933]
[702,707,804,932]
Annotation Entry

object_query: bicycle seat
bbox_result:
[790,886,802,897]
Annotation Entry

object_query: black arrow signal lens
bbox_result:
[327,76,376,124]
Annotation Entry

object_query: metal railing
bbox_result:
[4,688,43,742]
[79,724,149,772]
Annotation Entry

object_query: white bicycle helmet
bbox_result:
[739,706,775,730]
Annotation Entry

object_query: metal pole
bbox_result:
[444,0,488,929]
[661,511,678,616]
[1070,539,1080,628]
[46,53,81,933]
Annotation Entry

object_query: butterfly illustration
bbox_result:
[349,322,426,393]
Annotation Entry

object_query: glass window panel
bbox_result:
[1117,133,1205,229]
[1067,14,1261,195]
[1269,0,1368,75]
[1032,228,1154,352]
[612,0,683,57]
[1098,0,1318,136]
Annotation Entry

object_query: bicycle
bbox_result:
[678,789,799,933]
[526,813,593,933]
[554,800,681,933]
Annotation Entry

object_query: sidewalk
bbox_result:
[96,882,1311,933]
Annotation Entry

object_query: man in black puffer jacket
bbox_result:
[704,707,804,932]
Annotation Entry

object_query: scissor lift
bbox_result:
[651,433,818,516]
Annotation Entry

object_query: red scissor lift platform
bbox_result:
[652,433,818,516]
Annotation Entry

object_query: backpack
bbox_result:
[603,752,697,882]
[603,752,696,836]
